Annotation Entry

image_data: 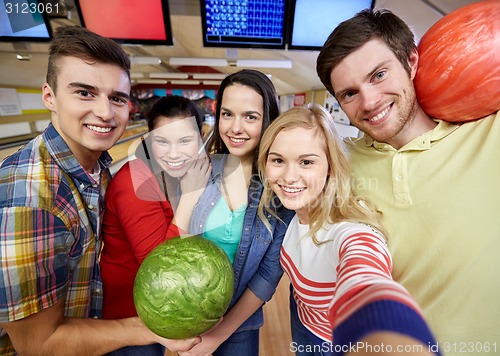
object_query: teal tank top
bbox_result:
[204,197,246,264]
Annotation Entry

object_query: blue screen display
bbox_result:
[289,0,374,50]
[0,0,51,42]
[201,0,287,49]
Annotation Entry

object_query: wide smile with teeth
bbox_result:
[368,106,391,122]
[165,160,185,167]
[280,185,305,193]
[87,124,112,133]
[229,137,247,143]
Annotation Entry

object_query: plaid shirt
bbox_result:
[0,123,111,354]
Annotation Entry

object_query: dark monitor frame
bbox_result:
[287,0,375,51]
[0,0,53,43]
[199,0,289,49]
[74,0,173,46]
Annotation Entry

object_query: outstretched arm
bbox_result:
[330,226,438,355]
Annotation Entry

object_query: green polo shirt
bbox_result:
[346,111,500,355]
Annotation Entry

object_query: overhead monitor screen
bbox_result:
[289,0,374,50]
[75,0,173,45]
[201,0,287,49]
[0,0,52,42]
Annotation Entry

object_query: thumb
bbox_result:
[168,336,201,353]
[183,336,202,348]
[193,336,202,345]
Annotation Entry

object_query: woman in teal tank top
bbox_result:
[187,69,293,356]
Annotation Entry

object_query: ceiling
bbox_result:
[0,0,481,96]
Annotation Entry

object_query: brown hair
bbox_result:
[46,26,130,92]
[316,9,416,96]
[257,104,388,244]
[146,95,203,132]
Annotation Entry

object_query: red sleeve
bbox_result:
[329,228,424,329]
[329,230,438,354]
[105,160,178,263]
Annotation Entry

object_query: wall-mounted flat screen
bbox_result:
[288,0,374,50]
[0,0,52,42]
[200,0,287,49]
[75,0,173,45]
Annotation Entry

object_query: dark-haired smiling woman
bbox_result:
[100,95,211,356]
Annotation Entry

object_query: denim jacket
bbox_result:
[189,154,293,332]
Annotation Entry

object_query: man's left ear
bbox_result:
[409,48,419,80]
[41,83,56,112]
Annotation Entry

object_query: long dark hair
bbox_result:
[208,69,280,174]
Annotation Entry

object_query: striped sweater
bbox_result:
[281,215,438,352]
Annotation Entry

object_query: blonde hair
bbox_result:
[257,103,388,244]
